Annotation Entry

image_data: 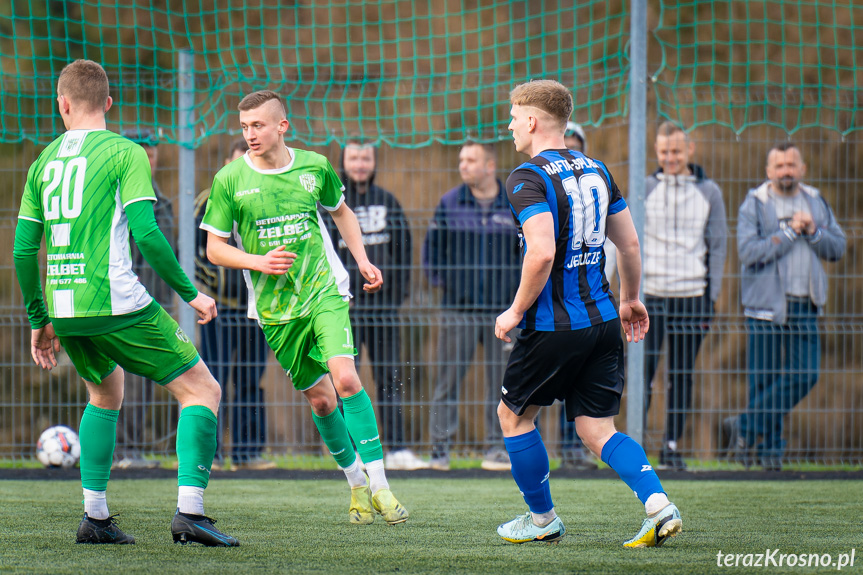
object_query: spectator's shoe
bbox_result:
[76,513,135,544]
[497,512,566,544]
[349,486,374,525]
[429,453,450,471]
[113,456,161,470]
[385,449,430,470]
[561,447,598,470]
[481,448,512,471]
[171,509,239,546]
[623,504,682,548]
[657,445,687,471]
[233,457,277,471]
[723,416,753,467]
[371,489,409,525]
[722,416,739,454]
[758,455,783,472]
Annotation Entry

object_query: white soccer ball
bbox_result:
[36,425,81,468]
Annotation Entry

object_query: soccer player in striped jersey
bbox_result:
[13,59,238,546]
[201,90,408,525]
[493,79,682,547]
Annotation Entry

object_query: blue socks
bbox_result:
[504,428,553,514]
[505,429,664,513]
[601,432,664,504]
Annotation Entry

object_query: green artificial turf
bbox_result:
[0,478,859,574]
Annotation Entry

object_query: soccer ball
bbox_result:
[36,425,81,468]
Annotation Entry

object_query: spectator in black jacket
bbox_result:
[328,140,426,470]
[423,142,521,471]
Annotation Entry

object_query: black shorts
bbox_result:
[500,319,624,420]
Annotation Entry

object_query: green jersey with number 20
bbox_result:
[201,148,347,324]
[17,129,155,318]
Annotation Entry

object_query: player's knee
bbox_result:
[497,402,517,434]
[88,391,123,411]
[170,365,221,411]
[206,376,222,405]
[308,394,336,416]
[331,370,361,396]
[576,421,613,455]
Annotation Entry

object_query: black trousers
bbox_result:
[644,294,712,443]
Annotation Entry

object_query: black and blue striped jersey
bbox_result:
[506,148,628,332]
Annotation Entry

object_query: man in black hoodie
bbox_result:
[328,140,426,470]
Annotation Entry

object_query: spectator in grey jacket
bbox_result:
[725,143,845,471]
[643,122,727,470]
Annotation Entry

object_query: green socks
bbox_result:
[80,403,216,494]
[79,403,119,491]
[313,408,356,468]
[342,389,383,464]
[176,405,217,488]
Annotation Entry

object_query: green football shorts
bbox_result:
[261,285,356,391]
[59,306,200,385]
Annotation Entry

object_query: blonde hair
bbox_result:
[509,80,573,131]
[57,60,109,114]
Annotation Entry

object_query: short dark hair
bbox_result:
[767,141,800,165]
[771,141,798,153]
[122,129,159,147]
[228,138,248,158]
[238,90,286,116]
[462,140,497,164]
[57,59,110,114]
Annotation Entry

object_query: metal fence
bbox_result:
[2,116,861,468]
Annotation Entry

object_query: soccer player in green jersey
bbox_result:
[201,90,408,525]
[13,59,238,547]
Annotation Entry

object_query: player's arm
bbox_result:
[206,233,296,275]
[328,201,383,293]
[495,169,555,341]
[494,212,555,342]
[125,200,216,324]
[13,218,49,331]
[13,218,61,369]
[606,207,649,342]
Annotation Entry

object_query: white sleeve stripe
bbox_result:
[320,195,345,212]
[122,196,158,209]
[199,222,232,238]
[18,215,43,224]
